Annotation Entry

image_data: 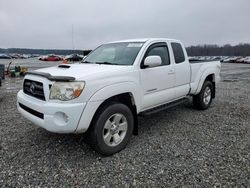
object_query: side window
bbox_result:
[146,46,170,66]
[171,43,185,64]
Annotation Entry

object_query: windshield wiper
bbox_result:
[95,61,115,65]
[82,61,120,65]
[81,61,94,64]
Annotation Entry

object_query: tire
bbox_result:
[85,102,134,156]
[193,81,213,110]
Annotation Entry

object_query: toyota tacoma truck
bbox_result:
[17,38,221,155]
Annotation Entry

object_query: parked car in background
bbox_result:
[226,57,240,63]
[9,54,20,59]
[0,54,12,59]
[222,57,234,63]
[9,54,29,59]
[232,57,243,63]
[188,57,200,61]
[213,57,222,61]
[220,56,229,62]
[239,57,250,63]
[31,54,40,58]
[235,57,245,63]
[235,57,250,63]
[39,54,63,61]
[38,55,46,60]
[244,57,250,63]
[65,54,83,62]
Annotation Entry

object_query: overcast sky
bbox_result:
[0,0,250,49]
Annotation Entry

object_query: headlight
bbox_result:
[49,81,85,101]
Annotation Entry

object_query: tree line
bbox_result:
[0,48,92,56]
[1,43,250,56]
[186,43,250,56]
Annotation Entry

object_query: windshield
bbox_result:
[83,42,144,65]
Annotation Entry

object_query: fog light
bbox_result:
[54,112,69,126]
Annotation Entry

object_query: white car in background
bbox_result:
[243,57,250,63]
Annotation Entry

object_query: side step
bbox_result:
[139,98,189,116]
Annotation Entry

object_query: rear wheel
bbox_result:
[193,81,213,110]
[85,102,134,156]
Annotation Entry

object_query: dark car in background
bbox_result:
[64,54,83,62]
[0,54,12,59]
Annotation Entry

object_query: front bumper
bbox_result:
[17,90,86,133]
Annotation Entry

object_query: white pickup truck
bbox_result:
[17,38,221,155]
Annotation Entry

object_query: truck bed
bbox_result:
[189,60,221,94]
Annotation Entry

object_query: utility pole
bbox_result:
[72,24,75,50]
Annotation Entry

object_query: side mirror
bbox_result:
[144,56,162,68]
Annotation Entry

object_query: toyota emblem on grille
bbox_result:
[30,83,35,94]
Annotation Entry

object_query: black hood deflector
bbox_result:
[25,71,76,82]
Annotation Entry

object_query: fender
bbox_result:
[194,68,215,95]
[89,81,141,111]
[75,82,141,133]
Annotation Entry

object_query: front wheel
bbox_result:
[193,81,213,110]
[85,102,134,156]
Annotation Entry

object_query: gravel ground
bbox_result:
[0,63,249,187]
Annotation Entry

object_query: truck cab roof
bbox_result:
[109,38,181,44]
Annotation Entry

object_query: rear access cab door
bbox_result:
[170,42,191,99]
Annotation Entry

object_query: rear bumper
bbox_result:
[17,90,86,133]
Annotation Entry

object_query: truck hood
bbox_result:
[36,63,130,80]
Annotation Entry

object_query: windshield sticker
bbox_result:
[127,43,143,48]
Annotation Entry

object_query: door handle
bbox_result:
[168,70,175,75]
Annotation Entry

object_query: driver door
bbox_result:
[139,42,176,110]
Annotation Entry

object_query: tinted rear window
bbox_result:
[171,43,185,64]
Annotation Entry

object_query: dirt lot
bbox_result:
[0,62,249,187]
